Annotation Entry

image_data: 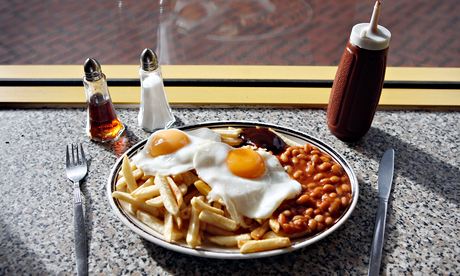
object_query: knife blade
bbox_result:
[368,149,395,276]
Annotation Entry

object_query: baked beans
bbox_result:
[275,145,352,235]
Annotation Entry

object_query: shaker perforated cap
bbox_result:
[349,23,391,50]
[84,58,103,81]
[140,48,159,71]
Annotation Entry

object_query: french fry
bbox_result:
[155,174,179,216]
[137,210,164,233]
[164,212,174,242]
[204,224,235,236]
[199,210,238,231]
[212,201,222,210]
[245,218,258,230]
[179,205,191,220]
[239,237,291,254]
[120,156,139,192]
[250,220,270,240]
[112,191,160,217]
[262,231,280,239]
[139,210,183,241]
[116,168,144,191]
[128,204,138,216]
[221,137,243,146]
[191,197,225,215]
[118,164,137,177]
[131,184,160,199]
[194,180,211,196]
[183,189,200,204]
[208,234,251,247]
[141,174,151,181]
[212,127,242,138]
[268,128,301,147]
[175,216,183,230]
[186,205,201,248]
[180,171,199,185]
[167,177,183,208]
[133,177,155,191]
[237,239,247,248]
[178,183,188,195]
[171,229,185,241]
[171,174,184,184]
[199,223,207,242]
[269,218,281,233]
[145,196,163,207]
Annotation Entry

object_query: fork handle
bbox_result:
[74,183,88,276]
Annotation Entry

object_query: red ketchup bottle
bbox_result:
[327,1,391,142]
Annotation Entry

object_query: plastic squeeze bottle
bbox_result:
[327,1,391,142]
[138,48,175,132]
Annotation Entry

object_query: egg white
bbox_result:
[193,142,302,220]
[132,128,221,176]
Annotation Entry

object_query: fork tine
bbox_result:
[75,143,80,164]
[71,144,76,165]
[66,145,70,167]
[80,143,86,165]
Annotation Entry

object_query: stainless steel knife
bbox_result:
[368,149,395,276]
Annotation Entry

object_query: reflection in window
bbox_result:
[0,0,458,66]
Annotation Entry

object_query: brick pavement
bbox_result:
[0,0,458,67]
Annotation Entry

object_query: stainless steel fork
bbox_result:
[65,143,88,276]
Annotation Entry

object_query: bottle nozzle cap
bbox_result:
[84,58,103,81]
[369,1,381,34]
[350,24,390,50]
[349,1,390,50]
[140,48,159,71]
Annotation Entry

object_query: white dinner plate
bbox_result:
[106,121,359,259]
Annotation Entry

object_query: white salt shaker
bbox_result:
[138,48,175,132]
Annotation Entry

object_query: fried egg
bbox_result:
[132,128,221,176]
[193,143,301,220]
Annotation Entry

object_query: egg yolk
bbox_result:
[148,129,190,157]
[226,148,266,179]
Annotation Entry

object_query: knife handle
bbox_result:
[74,183,88,276]
[368,199,388,276]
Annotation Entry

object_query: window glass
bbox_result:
[0,0,458,66]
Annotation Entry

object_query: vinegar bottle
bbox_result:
[83,58,125,142]
[327,1,391,142]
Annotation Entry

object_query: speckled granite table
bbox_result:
[0,108,459,275]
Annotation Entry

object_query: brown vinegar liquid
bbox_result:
[88,93,124,142]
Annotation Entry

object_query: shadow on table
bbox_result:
[171,116,185,128]
[0,218,50,274]
[351,127,459,205]
[349,126,460,273]
[93,128,141,158]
